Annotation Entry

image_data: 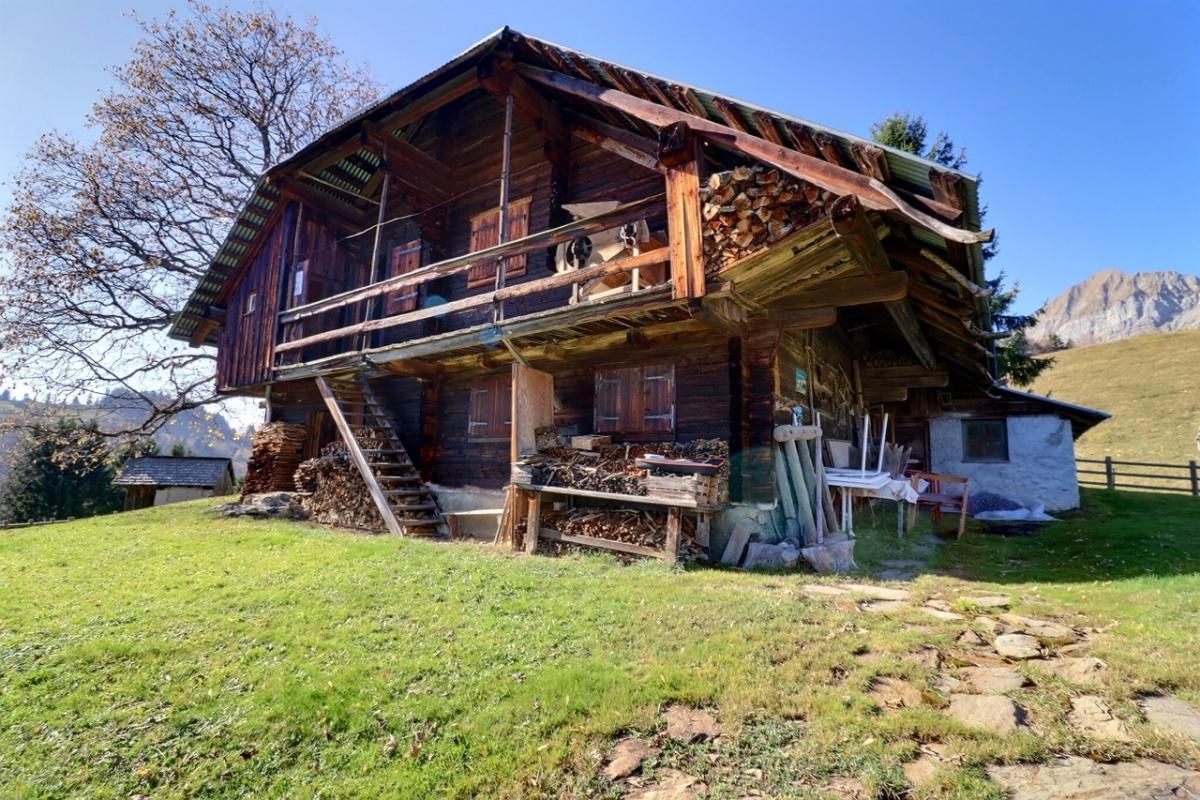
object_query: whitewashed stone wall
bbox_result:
[929,414,1080,511]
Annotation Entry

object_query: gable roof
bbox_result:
[169,27,986,347]
[993,386,1110,439]
[114,456,234,488]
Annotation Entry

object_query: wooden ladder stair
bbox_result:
[315,375,442,537]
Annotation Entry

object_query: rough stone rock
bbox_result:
[870,677,923,710]
[946,694,1027,735]
[1069,696,1134,742]
[904,754,941,786]
[627,769,706,800]
[839,583,910,601]
[988,755,1200,800]
[934,674,964,695]
[923,607,967,621]
[960,666,1029,694]
[998,613,1080,645]
[956,629,988,647]
[1139,695,1200,741]
[909,646,942,670]
[217,491,308,520]
[604,738,659,780]
[967,595,1011,609]
[743,541,788,570]
[802,536,858,573]
[1038,656,1107,685]
[995,633,1043,660]
[975,616,1012,637]
[860,599,908,614]
[663,706,721,743]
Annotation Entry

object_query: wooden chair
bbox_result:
[907,471,970,539]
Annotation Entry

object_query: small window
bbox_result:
[386,240,423,315]
[962,418,1009,462]
[466,197,532,288]
[467,375,512,440]
[595,364,675,435]
[243,290,258,316]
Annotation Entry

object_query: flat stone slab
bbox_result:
[604,738,659,780]
[1069,695,1133,742]
[966,595,1011,609]
[663,706,721,743]
[903,754,941,787]
[870,677,923,710]
[1037,656,1107,685]
[946,694,1027,735]
[800,584,848,597]
[959,666,1029,694]
[922,606,966,621]
[1140,695,1200,741]
[995,633,1043,659]
[998,613,1080,645]
[860,599,908,614]
[989,755,1200,799]
[627,769,706,800]
[975,616,1013,637]
[838,582,910,601]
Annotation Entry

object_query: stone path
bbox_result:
[1139,695,1200,742]
[989,756,1200,800]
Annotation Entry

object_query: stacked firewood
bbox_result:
[527,508,708,563]
[522,439,730,498]
[701,165,834,270]
[241,422,306,498]
[293,443,385,531]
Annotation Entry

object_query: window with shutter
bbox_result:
[467,374,512,440]
[594,364,675,435]
[386,239,423,315]
[466,196,531,288]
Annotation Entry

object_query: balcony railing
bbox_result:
[273,193,671,366]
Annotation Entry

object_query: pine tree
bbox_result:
[0,419,122,523]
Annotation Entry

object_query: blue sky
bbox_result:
[2,0,1198,315]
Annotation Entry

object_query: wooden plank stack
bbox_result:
[292,442,386,531]
[241,422,306,498]
[514,439,730,499]
[700,165,834,270]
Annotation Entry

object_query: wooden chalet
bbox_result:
[171,28,1105,553]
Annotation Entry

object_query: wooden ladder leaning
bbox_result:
[315,375,442,537]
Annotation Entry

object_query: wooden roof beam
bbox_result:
[517,64,992,246]
[276,177,371,229]
[567,115,663,173]
[830,194,936,369]
[764,271,908,312]
[478,56,567,150]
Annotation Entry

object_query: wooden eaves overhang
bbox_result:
[169,27,996,383]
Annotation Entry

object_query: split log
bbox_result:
[242,422,306,497]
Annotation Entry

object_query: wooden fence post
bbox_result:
[1105,456,1115,490]
[1190,460,1199,498]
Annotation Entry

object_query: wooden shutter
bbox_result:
[641,364,675,433]
[466,209,501,288]
[468,375,512,439]
[595,364,675,435]
[466,196,532,288]
[386,240,423,315]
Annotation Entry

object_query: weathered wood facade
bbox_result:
[172,28,1105,538]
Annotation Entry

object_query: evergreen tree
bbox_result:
[870,112,1051,385]
[0,418,122,523]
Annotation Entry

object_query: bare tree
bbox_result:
[0,1,379,434]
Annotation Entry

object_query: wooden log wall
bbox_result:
[430,335,732,489]
[216,207,290,391]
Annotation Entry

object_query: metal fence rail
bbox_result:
[1078,457,1200,496]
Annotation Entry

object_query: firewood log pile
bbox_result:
[519,439,730,498]
[241,422,306,498]
[518,509,708,563]
[292,443,385,531]
[701,165,834,270]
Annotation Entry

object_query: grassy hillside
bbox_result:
[1,496,1198,798]
[1030,330,1200,465]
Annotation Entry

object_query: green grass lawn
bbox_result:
[1,490,1198,798]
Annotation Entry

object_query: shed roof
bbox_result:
[169,27,986,346]
[114,456,234,488]
[994,386,1110,439]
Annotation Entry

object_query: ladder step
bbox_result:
[383,489,427,498]
[396,518,438,526]
[388,501,436,511]
[376,474,420,483]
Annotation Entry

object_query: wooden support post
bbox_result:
[1190,460,1198,497]
[494,95,515,323]
[525,491,541,555]
[660,122,705,300]
[665,506,682,563]
[360,173,391,351]
[1105,456,1115,490]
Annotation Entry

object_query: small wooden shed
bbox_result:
[114,457,236,510]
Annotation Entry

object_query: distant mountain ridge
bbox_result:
[1029,269,1200,348]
